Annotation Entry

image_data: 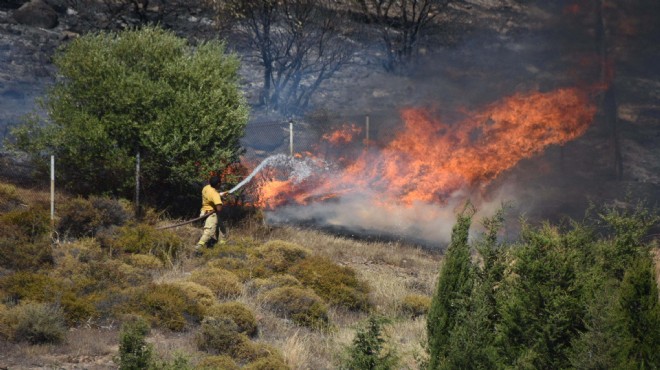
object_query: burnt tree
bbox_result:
[355,0,450,73]
[209,0,355,115]
[594,0,623,180]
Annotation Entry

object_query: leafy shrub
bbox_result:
[85,259,150,292]
[260,286,329,329]
[206,257,251,281]
[243,356,290,370]
[118,316,153,370]
[198,355,239,370]
[109,224,182,263]
[10,302,67,344]
[172,281,216,307]
[125,253,164,270]
[1,206,50,241]
[342,315,398,370]
[0,271,57,302]
[230,341,284,365]
[0,270,99,325]
[0,230,53,270]
[0,207,53,271]
[246,274,302,295]
[126,283,204,331]
[289,256,370,311]
[57,197,102,238]
[251,240,310,273]
[0,303,10,339]
[195,316,245,355]
[149,352,194,370]
[189,267,243,298]
[0,182,20,212]
[400,294,432,318]
[90,195,131,228]
[60,291,98,325]
[206,302,258,337]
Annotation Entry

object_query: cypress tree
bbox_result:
[427,204,475,369]
[614,256,660,368]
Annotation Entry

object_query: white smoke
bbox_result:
[263,159,524,248]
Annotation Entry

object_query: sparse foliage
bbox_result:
[208,0,355,114]
[354,0,451,73]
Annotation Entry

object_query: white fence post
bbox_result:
[289,120,294,157]
[365,115,370,146]
[135,151,140,219]
[50,155,54,232]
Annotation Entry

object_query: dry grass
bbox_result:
[1,180,444,369]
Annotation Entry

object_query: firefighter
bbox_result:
[195,175,227,252]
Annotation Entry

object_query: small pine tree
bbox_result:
[118,317,153,370]
[426,204,475,370]
[614,256,660,368]
[343,315,398,370]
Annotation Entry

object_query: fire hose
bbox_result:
[155,154,285,230]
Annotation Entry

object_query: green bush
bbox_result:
[0,229,53,270]
[0,182,20,212]
[57,197,102,238]
[60,291,98,325]
[244,356,290,370]
[125,253,164,270]
[206,257,251,281]
[289,256,370,311]
[342,315,398,370]
[11,26,249,210]
[90,195,131,227]
[251,240,310,273]
[260,286,329,329]
[195,316,245,355]
[230,341,285,365]
[118,316,153,370]
[189,267,243,298]
[0,207,50,241]
[172,281,216,307]
[206,302,258,337]
[125,283,204,331]
[85,259,150,292]
[400,294,432,318]
[198,355,239,370]
[109,224,182,263]
[246,274,302,295]
[0,271,58,302]
[10,302,67,344]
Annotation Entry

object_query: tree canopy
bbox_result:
[11,26,248,211]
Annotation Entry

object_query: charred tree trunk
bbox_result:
[595,0,623,180]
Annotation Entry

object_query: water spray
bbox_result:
[156,154,303,229]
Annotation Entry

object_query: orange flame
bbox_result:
[322,123,363,145]
[256,88,596,209]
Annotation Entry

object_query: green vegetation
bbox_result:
[5,302,67,344]
[342,315,398,370]
[399,294,432,319]
[260,286,330,329]
[426,202,660,369]
[124,283,205,331]
[0,177,657,369]
[206,301,258,337]
[118,316,153,370]
[289,256,371,311]
[189,267,243,298]
[11,26,248,210]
